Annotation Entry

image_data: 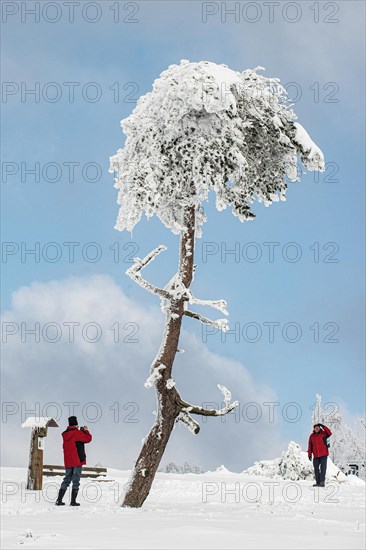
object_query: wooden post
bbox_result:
[26,427,47,490]
[23,417,59,490]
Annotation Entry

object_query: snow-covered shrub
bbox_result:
[243,441,348,483]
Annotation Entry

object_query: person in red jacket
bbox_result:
[55,416,92,506]
[308,422,332,487]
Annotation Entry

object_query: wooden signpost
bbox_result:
[22,417,59,490]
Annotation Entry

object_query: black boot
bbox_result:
[55,487,67,506]
[319,481,325,487]
[70,489,80,506]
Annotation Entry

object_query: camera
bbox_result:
[80,426,84,431]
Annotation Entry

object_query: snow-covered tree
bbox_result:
[312,394,365,479]
[109,60,324,508]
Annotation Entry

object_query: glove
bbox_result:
[308,456,312,461]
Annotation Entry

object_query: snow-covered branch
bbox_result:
[176,410,200,434]
[126,245,172,299]
[184,310,229,332]
[185,289,229,315]
[163,274,188,301]
[291,122,325,172]
[176,385,239,417]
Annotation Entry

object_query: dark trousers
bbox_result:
[313,456,327,484]
[60,466,82,491]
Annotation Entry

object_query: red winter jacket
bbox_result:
[62,426,92,468]
[308,425,332,458]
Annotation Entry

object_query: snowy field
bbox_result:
[1,467,365,549]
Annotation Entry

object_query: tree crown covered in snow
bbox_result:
[110,59,324,236]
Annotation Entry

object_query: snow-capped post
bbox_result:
[21,417,59,490]
[109,60,325,508]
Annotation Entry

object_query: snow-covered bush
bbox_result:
[243,441,348,483]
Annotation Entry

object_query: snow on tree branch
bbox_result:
[291,122,325,172]
[144,363,166,388]
[176,385,238,417]
[166,378,176,389]
[159,273,190,316]
[185,289,229,315]
[126,245,172,300]
[176,410,200,434]
[163,274,188,303]
[217,384,234,412]
[110,60,325,237]
[183,309,229,332]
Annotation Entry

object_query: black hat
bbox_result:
[68,416,78,426]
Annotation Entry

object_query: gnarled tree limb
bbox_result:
[176,385,239,420]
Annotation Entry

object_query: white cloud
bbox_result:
[1,275,284,472]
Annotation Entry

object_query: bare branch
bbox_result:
[126,245,172,299]
[184,310,229,332]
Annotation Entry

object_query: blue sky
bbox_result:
[1,1,365,470]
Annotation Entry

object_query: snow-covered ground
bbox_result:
[1,467,365,549]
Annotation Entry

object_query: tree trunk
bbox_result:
[122,207,195,507]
